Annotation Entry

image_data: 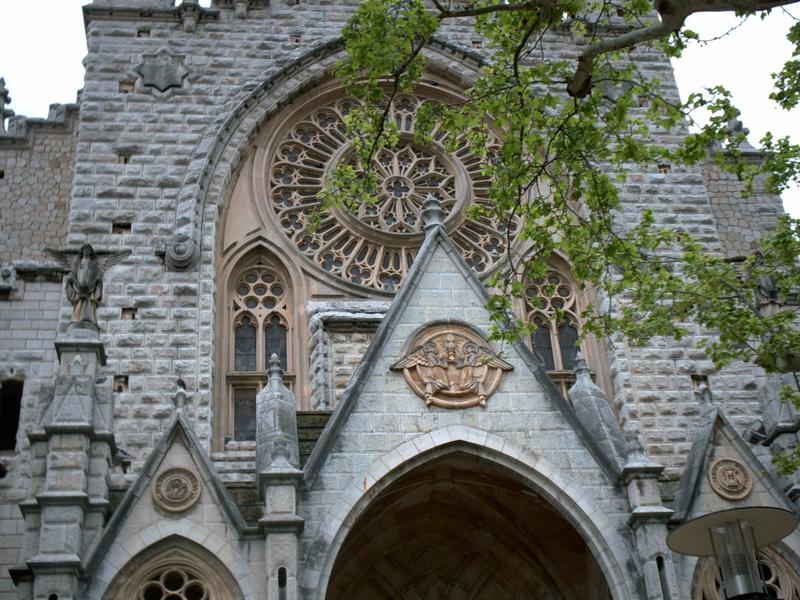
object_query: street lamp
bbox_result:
[667,507,798,600]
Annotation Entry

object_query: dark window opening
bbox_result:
[0,381,23,451]
[122,307,138,320]
[112,221,132,234]
[265,315,288,370]
[233,388,257,441]
[532,319,555,371]
[119,81,135,94]
[0,170,5,179]
[557,321,579,371]
[137,28,151,38]
[234,317,257,371]
[278,567,287,600]
[113,375,129,393]
[118,153,131,165]
[656,555,671,598]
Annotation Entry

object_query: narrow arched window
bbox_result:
[265,315,288,370]
[525,269,583,397]
[234,316,257,371]
[227,258,294,442]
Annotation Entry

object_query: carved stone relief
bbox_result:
[708,457,752,501]
[391,323,512,409]
[152,467,202,513]
[137,48,190,92]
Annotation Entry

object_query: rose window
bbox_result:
[139,568,210,600]
[267,93,520,292]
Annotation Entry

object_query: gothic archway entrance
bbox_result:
[326,452,612,599]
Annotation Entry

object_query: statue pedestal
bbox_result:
[21,323,114,599]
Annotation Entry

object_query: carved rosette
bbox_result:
[708,457,752,501]
[391,323,513,409]
[153,467,202,513]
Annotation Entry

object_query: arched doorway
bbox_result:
[327,452,612,599]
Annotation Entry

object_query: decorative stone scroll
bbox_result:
[708,457,752,501]
[153,467,202,513]
[391,323,512,409]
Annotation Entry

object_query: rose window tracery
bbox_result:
[267,93,520,292]
[138,568,210,600]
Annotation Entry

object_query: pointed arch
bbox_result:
[101,535,246,600]
[301,426,638,600]
[214,239,307,445]
[518,251,614,399]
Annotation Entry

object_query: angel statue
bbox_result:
[45,244,131,327]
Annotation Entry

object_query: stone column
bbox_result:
[257,355,304,600]
[622,437,679,600]
[21,325,113,600]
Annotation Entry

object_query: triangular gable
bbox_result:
[302,225,623,487]
[83,411,256,576]
[672,404,796,522]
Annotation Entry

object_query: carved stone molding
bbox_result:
[391,323,512,409]
[153,467,202,513]
[708,457,752,501]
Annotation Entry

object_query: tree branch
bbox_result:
[568,22,671,97]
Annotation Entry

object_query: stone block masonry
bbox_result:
[0,105,78,263]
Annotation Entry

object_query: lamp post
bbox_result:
[667,507,798,600]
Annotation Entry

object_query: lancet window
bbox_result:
[227,258,293,442]
[524,268,583,397]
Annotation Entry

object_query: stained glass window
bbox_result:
[265,315,288,370]
[234,388,257,442]
[234,317,256,371]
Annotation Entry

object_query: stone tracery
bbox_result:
[696,547,800,600]
[267,93,519,292]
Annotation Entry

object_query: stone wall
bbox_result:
[701,160,784,257]
[45,1,778,480]
[0,106,78,263]
[0,276,62,599]
[0,3,791,595]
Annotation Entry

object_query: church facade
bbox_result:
[1,1,799,599]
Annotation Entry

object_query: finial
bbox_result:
[573,351,590,379]
[0,78,14,133]
[624,430,646,461]
[268,353,283,390]
[172,378,191,410]
[420,194,446,233]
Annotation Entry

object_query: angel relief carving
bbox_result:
[391,324,512,409]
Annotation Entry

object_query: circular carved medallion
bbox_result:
[708,458,752,500]
[391,323,513,409]
[153,467,202,513]
[266,91,523,293]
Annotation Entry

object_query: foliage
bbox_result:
[323,2,800,464]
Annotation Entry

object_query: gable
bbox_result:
[303,226,624,487]
[673,405,796,522]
